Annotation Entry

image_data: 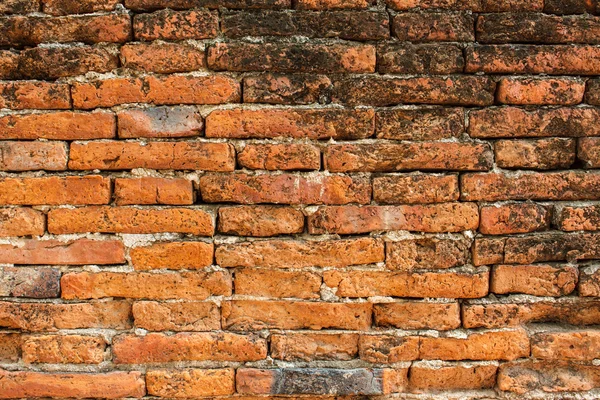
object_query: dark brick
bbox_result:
[377,43,464,74]
[243,74,331,105]
[0,267,60,298]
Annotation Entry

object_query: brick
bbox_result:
[134,9,218,40]
[130,242,214,271]
[374,302,461,330]
[375,108,464,140]
[325,269,489,298]
[0,370,144,399]
[497,78,585,105]
[27,13,131,44]
[234,268,321,299]
[42,0,119,15]
[222,300,372,330]
[0,300,132,331]
[0,239,124,265]
[491,264,578,296]
[308,204,479,234]
[410,363,498,392]
[208,42,375,73]
[495,138,576,169]
[61,271,230,300]
[532,331,600,360]
[373,174,459,204]
[580,267,600,296]
[377,44,464,74]
[72,75,240,109]
[117,106,203,138]
[420,330,530,361]
[48,207,213,235]
[480,203,550,235]
[333,76,495,106]
[243,73,331,105]
[147,369,235,397]
[503,233,600,264]
[386,238,469,270]
[238,144,321,170]
[0,0,39,14]
[223,11,389,40]
[113,332,267,363]
[133,301,220,331]
[121,42,206,74]
[588,79,600,105]
[0,208,44,237]
[476,13,600,44]
[219,206,304,237]
[466,45,600,75]
[22,335,105,364]
[461,172,600,201]
[296,0,370,9]
[200,173,371,205]
[0,81,70,110]
[544,0,591,13]
[124,0,291,10]
[216,238,383,268]
[206,108,373,139]
[468,107,600,138]
[0,141,66,171]
[386,0,543,11]
[472,237,506,266]
[359,335,419,363]
[393,12,474,42]
[114,178,194,205]
[0,267,60,298]
[325,142,492,172]
[0,50,19,79]
[559,203,600,231]
[0,333,20,362]
[272,333,358,361]
[579,137,600,168]
[0,112,115,140]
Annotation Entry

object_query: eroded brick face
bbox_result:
[0,1,599,399]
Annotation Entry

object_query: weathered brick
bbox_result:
[325,142,492,172]
[503,233,600,264]
[495,138,576,169]
[205,108,374,139]
[386,0,543,11]
[130,242,214,271]
[374,302,460,330]
[0,239,124,265]
[296,0,370,9]
[0,333,20,362]
[133,301,220,331]
[243,73,331,105]
[222,300,372,330]
[0,50,19,79]
[147,369,235,397]
[117,106,203,138]
[42,0,119,15]
[0,267,60,298]
[587,79,600,105]
[378,44,464,74]
[121,42,206,74]
[216,238,383,268]
[480,203,550,235]
[114,178,194,205]
[560,202,600,231]
[29,13,131,44]
[579,137,600,168]
[134,9,218,40]
[579,267,600,296]
[491,264,578,296]
[0,208,44,237]
[208,42,375,73]
[0,141,66,171]
[373,174,459,204]
[0,0,39,14]
[125,0,291,10]
[272,333,358,361]
[472,237,506,266]
[532,331,600,360]
[376,108,464,140]
[410,363,498,392]
[333,76,495,106]
[238,143,321,171]
[497,78,585,105]
[393,12,474,42]
[234,268,321,299]
[308,204,479,234]
[359,335,419,363]
[0,112,115,140]
[386,238,469,270]
[218,206,304,237]
[113,332,267,363]
[324,269,489,298]
[544,0,592,13]
[200,173,371,205]
[0,81,70,110]
[22,335,106,364]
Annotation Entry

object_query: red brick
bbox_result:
[48,207,214,235]
[42,0,119,15]
[26,13,131,44]
[296,0,370,9]
[386,0,543,11]
[325,142,492,172]
[393,12,474,42]
[0,267,59,298]
[579,137,600,168]
[61,271,230,300]
[113,332,267,363]
[373,174,459,204]
[480,203,550,235]
[147,369,235,397]
[200,173,371,205]
[359,335,419,363]
[588,79,600,105]
[492,264,578,296]
[308,204,479,234]
[0,175,110,205]
[410,363,497,392]
[117,106,203,138]
[0,141,66,171]
[238,143,320,170]
[243,73,331,105]
[0,0,39,14]
[133,301,220,331]
[373,302,461,330]
[558,204,600,231]
[375,108,464,140]
[218,206,304,237]
[495,138,576,169]
[114,178,194,205]
[503,233,600,264]
[134,9,218,40]
[72,75,240,109]
[0,370,144,399]
[532,331,600,360]
[472,237,505,266]
[377,44,464,74]
[121,42,206,73]
[205,108,374,139]
[0,81,70,110]
[234,268,321,299]
[216,238,383,268]
[208,42,375,73]
[124,0,291,10]
[0,208,44,237]
[0,50,19,79]
[0,112,115,140]
[497,78,585,105]
[130,242,214,271]
[0,239,124,265]
[386,238,469,270]
[272,333,358,361]
[22,335,106,364]
[222,300,372,330]
[0,333,20,362]
[579,267,600,296]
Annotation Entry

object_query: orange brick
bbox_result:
[385,238,469,270]
[375,108,464,140]
[0,333,20,362]
[234,268,321,299]
[114,178,194,205]
[271,333,359,361]
[27,13,131,44]
[238,143,321,170]
[243,73,331,105]
[133,9,218,40]
[133,301,220,331]
[22,335,106,364]
[472,237,506,266]
[558,204,600,231]
[579,137,600,168]
[492,264,578,296]
[130,242,214,271]
[480,203,550,235]
[410,363,497,392]
[0,81,70,110]
[147,369,235,397]
[497,77,585,105]
[0,112,115,140]
[0,141,66,171]
[374,302,461,330]
[42,0,120,15]
[532,331,600,361]
[0,208,44,236]
[495,138,576,169]
[359,335,419,363]
[117,106,203,138]
[579,268,600,296]
[121,42,206,73]
[373,174,459,204]
[218,206,304,237]
[0,239,124,265]
[0,175,110,205]
[296,0,370,9]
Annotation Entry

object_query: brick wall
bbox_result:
[1,0,600,398]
